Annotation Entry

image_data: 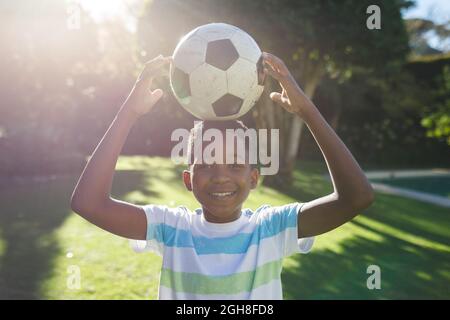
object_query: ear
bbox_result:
[183,169,192,191]
[250,167,259,189]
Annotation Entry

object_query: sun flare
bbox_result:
[78,0,124,20]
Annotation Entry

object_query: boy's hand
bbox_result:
[120,54,172,119]
[262,52,311,118]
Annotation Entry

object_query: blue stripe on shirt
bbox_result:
[146,205,299,255]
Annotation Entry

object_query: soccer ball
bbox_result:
[170,23,265,120]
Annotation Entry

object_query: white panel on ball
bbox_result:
[230,30,261,64]
[172,35,207,74]
[226,58,258,99]
[241,82,264,115]
[194,23,239,42]
[190,63,228,103]
[184,95,217,120]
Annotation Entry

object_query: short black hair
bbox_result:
[187,120,259,169]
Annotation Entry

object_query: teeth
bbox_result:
[211,192,234,197]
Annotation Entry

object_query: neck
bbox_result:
[202,206,242,223]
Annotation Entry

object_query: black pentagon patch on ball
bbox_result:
[171,67,191,99]
[205,39,239,71]
[212,94,243,117]
[256,55,266,85]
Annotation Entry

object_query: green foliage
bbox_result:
[0,1,445,177]
[0,1,141,175]
[421,65,450,145]
[141,0,410,85]
[302,51,450,168]
[140,0,412,184]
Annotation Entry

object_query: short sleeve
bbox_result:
[260,202,314,257]
[129,204,177,256]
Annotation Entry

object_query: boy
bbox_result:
[71,53,374,299]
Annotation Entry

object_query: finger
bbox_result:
[145,54,168,63]
[138,56,171,83]
[264,67,293,95]
[269,92,281,104]
[265,65,296,96]
[263,66,282,82]
[145,55,172,67]
[264,60,285,81]
[145,54,163,62]
[145,88,164,106]
[269,92,288,105]
[143,60,169,75]
[137,67,154,84]
[151,88,164,102]
[262,57,278,73]
[264,67,292,96]
[262,52,285,71]
[264,52,285,69]
[143,55,172,74]
[263,53,290,80]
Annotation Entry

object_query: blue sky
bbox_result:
[402,0,450,24]
[402,0,449,51]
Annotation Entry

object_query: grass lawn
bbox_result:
[0,156,449,299]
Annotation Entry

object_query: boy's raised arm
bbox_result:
[70,55,171,240]
[262,52,374,238]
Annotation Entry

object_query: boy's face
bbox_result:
[183,139,259,223]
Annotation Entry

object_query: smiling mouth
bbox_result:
[208,191,237,199]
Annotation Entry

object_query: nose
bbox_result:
[210,164,231,183]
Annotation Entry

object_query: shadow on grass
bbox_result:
[363,193,450,246]
[0,170,152,299]
[281,189,450,299]
[112,170,161,202]
[282,231,450,299]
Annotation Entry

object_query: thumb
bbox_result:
[270,92,285,105]
[143,88,164,108]
[149,88,164,104]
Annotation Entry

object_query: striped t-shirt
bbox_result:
[135,202,314,299]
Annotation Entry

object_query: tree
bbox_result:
[138,0,411,185]
[0,1,138,175]
[421,64,450,145]
[405,18,450,55]
[404,18,450,146]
